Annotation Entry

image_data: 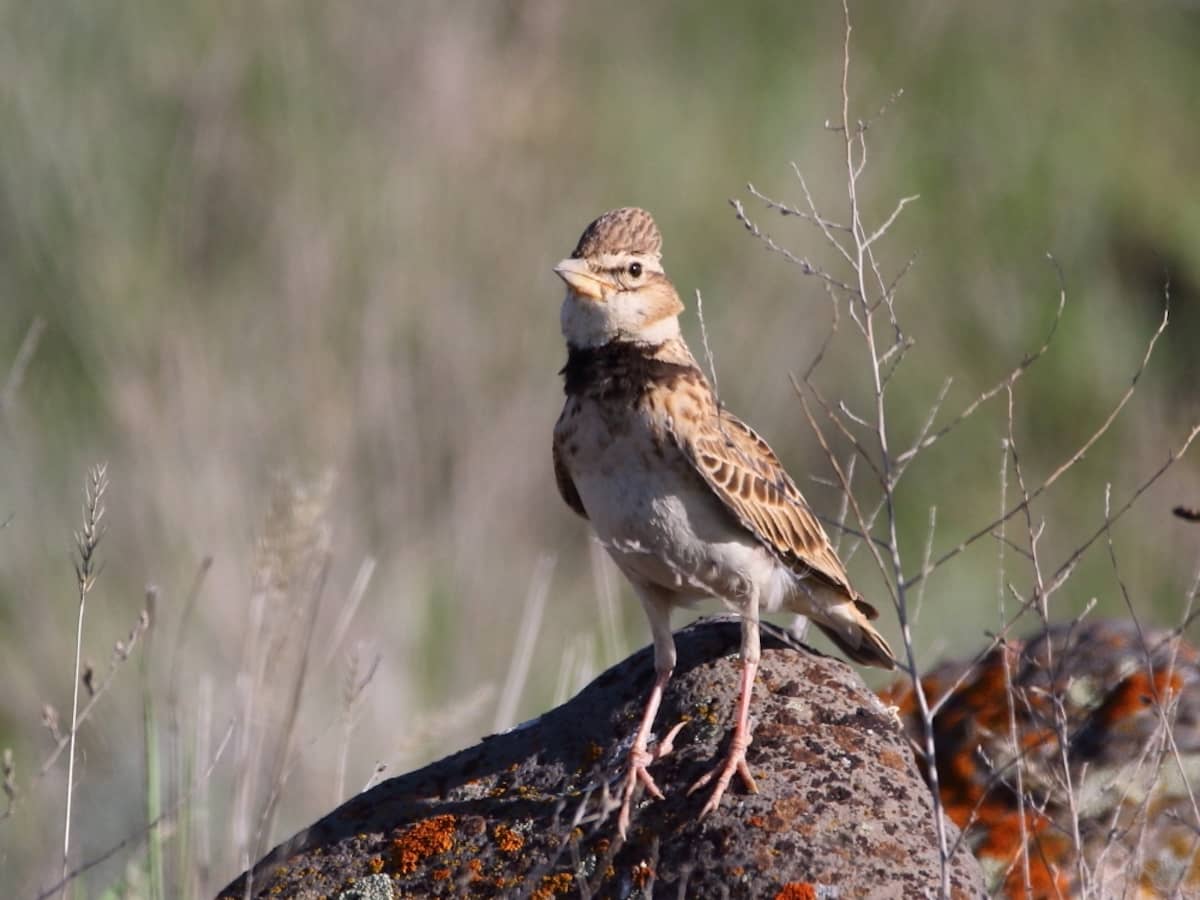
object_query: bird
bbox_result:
[551,207,896,837]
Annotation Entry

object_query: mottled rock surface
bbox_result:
[220,618,984,899]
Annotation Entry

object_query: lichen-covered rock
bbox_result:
[881,619,1200,898]
[220,617,984,899]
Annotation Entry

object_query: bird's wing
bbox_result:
[672,405,867,606]
[552,410,588,520]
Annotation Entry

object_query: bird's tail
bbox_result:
[807,591,897,670]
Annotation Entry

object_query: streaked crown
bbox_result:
[571,207,663,260]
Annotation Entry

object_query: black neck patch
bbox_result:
[562,341,698,403]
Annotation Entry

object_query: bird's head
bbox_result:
[554,207,685,349]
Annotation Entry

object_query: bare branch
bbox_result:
[896,275,1066,466]
[793,374,884,485]
[746,181,848,232]
[730,198,854,293]
[904,302,1179,591]
[863,194,920,250]
[792,164,855,265]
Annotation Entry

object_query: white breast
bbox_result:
[563,400,781,608]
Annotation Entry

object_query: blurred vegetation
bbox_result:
[1,1,1198,895]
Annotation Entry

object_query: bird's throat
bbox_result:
[561,340,700,403]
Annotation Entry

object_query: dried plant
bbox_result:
[62,463,109,897]
[732,3,1200,895]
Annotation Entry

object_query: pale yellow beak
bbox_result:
[553,257,610,301]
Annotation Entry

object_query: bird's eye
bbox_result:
[628,262,643,278]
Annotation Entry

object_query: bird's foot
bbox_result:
[687,731,758,818]
[616,720,686,838]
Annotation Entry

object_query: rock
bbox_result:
[219,617,984,899]
[882,618,1200,897]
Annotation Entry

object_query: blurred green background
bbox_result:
[2,1,1198,895]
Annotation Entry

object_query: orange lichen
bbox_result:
[391,814,456,874]
[631,861,653,889]
[1000,839,1072,899]
[1019,727,1053,750]
[367,855,384,874]
[493,823,525,854]
[531,872,575,899]
[775,883,818,900]
[1093,669,1183,729]
[431,867,451,881]
[878,748,907,771]
[949,796,1072,899]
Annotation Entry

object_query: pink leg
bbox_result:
[688,653,760,816]
[616,666,686,838]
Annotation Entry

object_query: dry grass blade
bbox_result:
[37,720,236,900]
[253,548,331,863]
[322,556,377,669]
[40,608,150,776]
[1,748,15,821]
[61,463,108,898]
[493,555,555,732]
[0,316,46,417]
[334,641,381,804]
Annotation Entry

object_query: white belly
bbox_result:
[568,416,779,606]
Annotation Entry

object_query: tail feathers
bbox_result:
[810,593,896,670]
[813,619,896,669]
[787,580,896,669]
[853,596,881,621]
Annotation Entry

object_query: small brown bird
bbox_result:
[552,207,895,836]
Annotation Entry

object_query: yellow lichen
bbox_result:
[531,872,574,899]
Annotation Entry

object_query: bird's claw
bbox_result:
[687,736,758,817]
[616,720,687,838]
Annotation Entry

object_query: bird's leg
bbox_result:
[616,665,685,837]
[689,607,761,816]
[616,590,683,838]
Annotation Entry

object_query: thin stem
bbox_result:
[63,464,109,898]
